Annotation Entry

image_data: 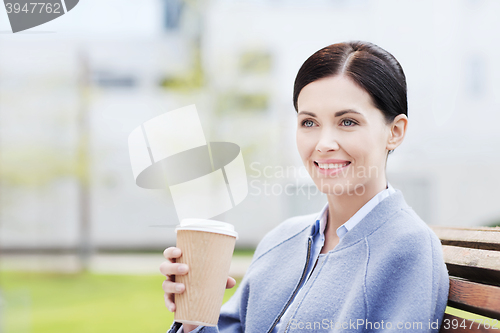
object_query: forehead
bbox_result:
[297,75,380,118]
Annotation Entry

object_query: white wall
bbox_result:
[1,0,499,251]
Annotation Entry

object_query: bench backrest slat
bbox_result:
[432,226,500,251]
[442,245,500,286]
[430,226,500,333]
[448,277,500,319]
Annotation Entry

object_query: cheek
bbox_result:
[296,132,315,159]
[344,133,373,162]
[355,131,386,163]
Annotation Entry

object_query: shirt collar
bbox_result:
[311,202,329,236]
[310,181,395,238]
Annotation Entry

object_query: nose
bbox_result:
[315,129,340,153]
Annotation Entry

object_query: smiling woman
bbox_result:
[161,41,450,333]
[296,77,400,194]
[296,74,408,251]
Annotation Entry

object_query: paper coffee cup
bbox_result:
[174,219,238,326]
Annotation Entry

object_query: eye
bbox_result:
[341,118,358,127]
[301,119,315,127]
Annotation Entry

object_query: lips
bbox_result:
[313,160,351,176]
[314,161,351,169]
[314,159,351,168]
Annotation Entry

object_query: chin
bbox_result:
[314,179,349,196]
[316,179,369,197]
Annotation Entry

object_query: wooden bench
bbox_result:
[430,226,500,332]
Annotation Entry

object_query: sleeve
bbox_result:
[364,226,449,333]
[166,282,247,332]
[167,322,216,333]
[167,322,206,333]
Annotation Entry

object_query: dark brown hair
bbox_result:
[293,41,407,128]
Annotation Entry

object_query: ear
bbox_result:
[386,114,408,151]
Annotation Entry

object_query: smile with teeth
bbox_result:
[315,161,350,169]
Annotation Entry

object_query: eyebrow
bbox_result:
[297,109,365,118]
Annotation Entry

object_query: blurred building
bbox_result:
[0,0,499,253]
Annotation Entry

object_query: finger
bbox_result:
[162,279,186,294]
[226,276,237,289]
[159,261,189,277]
[164,293,176,312]
[163,247,182,261]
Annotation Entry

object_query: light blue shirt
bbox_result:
[272,181,396,333]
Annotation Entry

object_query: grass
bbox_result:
[3,270,497,332]
[0,271,240,333]
[233,248,256,257]
[445,307,499,329]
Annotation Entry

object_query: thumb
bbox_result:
[226,276,237,289]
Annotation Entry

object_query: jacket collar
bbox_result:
[308,189,408,248]
[334,189,408,251]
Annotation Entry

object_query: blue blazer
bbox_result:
[169,189,449,333]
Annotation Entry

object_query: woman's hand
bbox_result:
[160,247,237,331]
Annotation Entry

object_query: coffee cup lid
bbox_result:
[175,219,238,239]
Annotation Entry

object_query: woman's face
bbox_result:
[296,75,392,196]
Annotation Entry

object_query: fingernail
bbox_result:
[173,249,181,256]
[178,265,188,273]
[169,305,175,312]
[175,284,184,292]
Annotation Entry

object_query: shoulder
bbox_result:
[363,205,449,324]
[367,205,443,264]
[388,206,440,247]
[251,211,317,262]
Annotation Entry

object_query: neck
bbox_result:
[324,177,387,238]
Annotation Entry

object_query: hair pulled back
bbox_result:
[293,41,407,127]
